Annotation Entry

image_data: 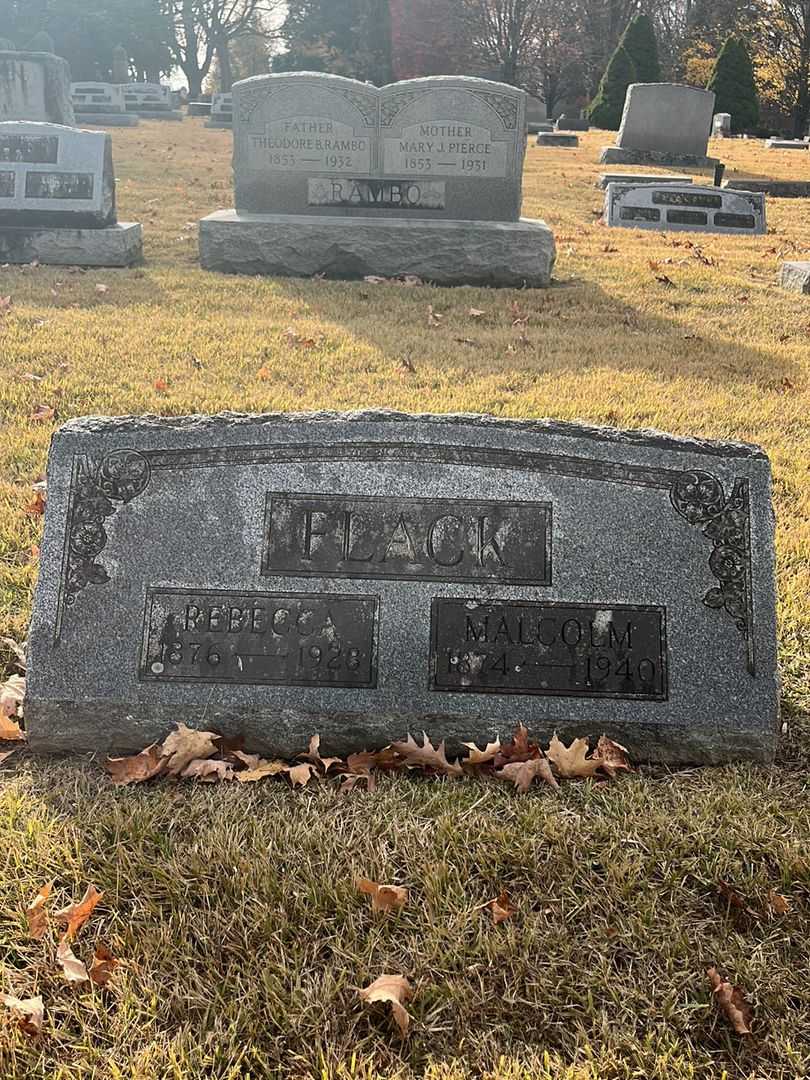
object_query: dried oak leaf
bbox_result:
[26,881,53,940]
[89,945,119,987]
[105,742,164,786]
[347,747,400,772]
[180,758,234,782]
[496,756,558,793]
[56,937,90,983]
[359,974,412,1038]
[235,756,289,783]
[159,723,220,776]
[717,880,757,917]
[25,491,46,516]
[593,735,632,778]
[707,966,753,1035]
[357,878,408,913]
[496,723,536,764]
[486,889,517,924]
[391,732,463,777]
[30,404,55,423]
[546,734,601,779]
[0,674,26,739]
[301,734,343,773]
[2,994,44,1037]
[55,884,103,939]
[288,761,317,787]
[462,739,502,766]
[767,889,790,916]
[0,712,24,742]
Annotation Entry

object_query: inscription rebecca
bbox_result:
[141,589,378,687]
[263,494,551,584]
[431,599,666,699]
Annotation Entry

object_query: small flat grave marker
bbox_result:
[605,182,765,234]
[27,411,778,764]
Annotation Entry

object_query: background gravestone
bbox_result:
[0,120,142,264]
[71,82,139,128]
[26,410,777,765]
[0,49,75,126]
[600,83,718,168]
[199,72,555,286]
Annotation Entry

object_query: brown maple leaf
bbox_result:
[56,937,90,983]
[180,758,234,782]
[496,756,558,793]
[485,889,517,924]
[105,743,164,786]
[593,735,632,778]
[707,967,753,1035]
[358,974,412,1038]
[89,945,119,987]
[54,884,103,939]
[357,878,408,913]
[159,723,220,776]
[546,734,601,779]
[2,994,44,1037]
[26,881,53,940]
[391,732,463,777]
[462,739,502,766]
[288,761,317,787]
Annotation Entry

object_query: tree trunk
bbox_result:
[216,40,233,91]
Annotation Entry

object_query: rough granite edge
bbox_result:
[50,409,769,460]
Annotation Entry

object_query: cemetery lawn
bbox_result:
[0,122,808,1079]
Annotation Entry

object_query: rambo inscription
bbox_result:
[27,412,778,763]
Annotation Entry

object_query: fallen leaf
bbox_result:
[593,735,632,778]
[105,742,164,786]
[153,377,169,392]
[717,879,755,915]
[496,756,558,793]
[54,884,103,939]
[180,758,234,782]
[2,994,44,1036]
[359,974,412,1038]
[398,355,416,373]
[546,734,601,779]
[468,307,485,318]
[159,723,220,776]
[288,761,317,787]
[1,636,27,669]
[363,275,388,284]
[0,295,11,313]
[257,366,272,380]
[301,733,343,773]
[94,283,109,294]
[0,675,25,740]
[707,966,753,1035]
[0,714,24,741]
[26,881,53,940]
[767,889,790,915]
[56,937,90,983]
[89,945,119,987]
[235,758,289,782]
[497,723,535,763]
[30,404,55,422]
[24,491,46,516]
[486,889,516,924]
[340,770,376,793]
[427,305,442,326]
[462,739,502,766]
[357,878,408,913]
[392,732,463,777]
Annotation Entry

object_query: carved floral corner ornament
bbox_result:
[64,450,151,607]
[669,469,754,673]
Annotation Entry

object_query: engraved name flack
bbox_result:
[140,589,379,687]
[430,599,666,699]
[262,494,552,584]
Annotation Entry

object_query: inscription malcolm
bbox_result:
[140,589,379,687]
[262,494,551,583]
[431,599,667,699]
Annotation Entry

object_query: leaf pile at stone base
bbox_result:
[105,724,632,792]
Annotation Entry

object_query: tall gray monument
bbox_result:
[600,83,719,168]
[27,411,777,764]
[199,72,555,286]
[0,46,75,126]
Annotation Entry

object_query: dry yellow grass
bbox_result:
[0,121,808,1080]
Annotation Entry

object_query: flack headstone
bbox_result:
[199,72,555,286]
[605,182,765,235]
[0,49,75,125]
[71,82,139,127]
[600,83,718,168]
[26,411,777,764]
[0,120,142,264]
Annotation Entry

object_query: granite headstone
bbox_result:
[205,92,233,127]
[199,72,555,286]
[605,182,766,235]
[722,178,810,198]
[0,50,75,125]
[779,261,810,293]
[71,82,138,127]
[123,82,182,121]
[27,411,778,764]
[600,83,718,168]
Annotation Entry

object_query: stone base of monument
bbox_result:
[135,110,184,121]
[779,261,810,293]
[188,102,212,117]
[765,139,808,150]
[204,118,232,128]
[600,146,720,169]
[199,211,556,287]
[0,222,142,266]
[75,113,139,127]
[598,173,693,189]
[537,132,578,147]
[724,179,810,197]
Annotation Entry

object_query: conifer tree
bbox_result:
[588,45,636,130]
[707,36,759,133]
[617,14,660,83]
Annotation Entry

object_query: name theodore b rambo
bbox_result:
[251,119,493,157]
